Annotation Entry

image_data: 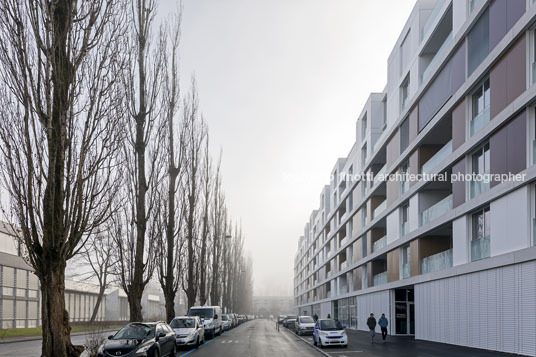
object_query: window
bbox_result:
[400,245,411,279]
[470,143,490,198]
[382,95,387,130]
[400,74,410,111]
[362,206,367,227]
[470,78,490,136]
[361,144,367,166]
[471,207,490,261]
[399,161,410,194]
[362,235,368,258]
[362,115,367,140]
[401,202,409,236]
[468,9,489,75]
[400,30,411,76]
[400,117,409,152]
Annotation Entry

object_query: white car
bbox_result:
[294,316,316,336]
[188,305,223,339]
[222,314,231,331]
[170,316,205,347]
[313,319,348,348]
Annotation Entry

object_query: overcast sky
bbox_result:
[157,0,417,296]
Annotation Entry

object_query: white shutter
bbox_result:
[519,261,536,356]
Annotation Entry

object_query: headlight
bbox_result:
[342,330,347,336]
[137,345,150,353]
[319,331,328,336]
[97,344,104,353]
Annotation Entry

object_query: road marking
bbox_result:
[220,340,239,344]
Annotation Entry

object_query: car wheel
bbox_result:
[313,337,317,346]
[319,338,323,348]
[154,350,160,357]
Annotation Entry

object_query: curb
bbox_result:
[0,329,117,345]
[281,328,331,357]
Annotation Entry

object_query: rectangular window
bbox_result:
[400,161,410,194]
[470,143,490,198]
[400,245,411,279]
[362,235,368,258]
[400,74,410,111]
[470,78,490,136]
[382,95,387,130]
[362,115,367,140]
[468,9,489,75]
[401,203,409,236]
[471,207,491,261]
[400,30,411,76]
[361,144,367,166]
[400,117,409,152]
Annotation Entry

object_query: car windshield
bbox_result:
[300,317,314,323]
[222,315,228,321]
[189,308,214,319]
[286,316,297,320]
[170,318,195,329]
[114,324,154,340]
[320,320,343,331]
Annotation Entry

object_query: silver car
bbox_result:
[170,316,205,347]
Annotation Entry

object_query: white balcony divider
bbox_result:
[373,200,387,219]
[470,106,490,136]
[471,236,490,261]
[373,271,388,286]
[372,235,387,253]
[421,248,453,274]
[420,33,453,84]
[420,140,452,175]
[420,0,447,42]
[419,194,453,226]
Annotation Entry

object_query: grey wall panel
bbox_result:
[468,9,489,75]
[452,99,466,150]
[489,0,507,50]
[490,123,508,188]
[451,160,465,208]
[506,111,526,175]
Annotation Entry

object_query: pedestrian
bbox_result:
[378,313,388,342]
[327,313,331,319]
[313,313,318,322]
[367,313,377,343]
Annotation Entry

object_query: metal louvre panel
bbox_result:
[501,265,516,354]
[519,261,536,356]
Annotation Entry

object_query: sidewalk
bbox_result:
[0,329,117,345]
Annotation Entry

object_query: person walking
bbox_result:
[327,313,331,319]
[313,313,318,322]
[367,313,377,343]
[378,313,388,342]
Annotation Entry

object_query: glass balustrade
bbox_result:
[372,235,387,253]
[420,33,453,84]
[373,271,388,286]
[421,140,452,175]
[471,236,490,261]
[470,179,490,198]
[401,222,409,236]
[470,106,490,136]
[373,200,387,219]
[401,263,410,279]
[420,0,447,42]
[421,248,453,274]
[420,194,453,226]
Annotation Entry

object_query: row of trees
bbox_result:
[0,1,252,356]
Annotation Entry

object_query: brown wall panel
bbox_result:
[409,239,420,277]
[451,159,465,208]
[386,131,400,168]
[387,250,400,283]
[409,105,419,143]
[387,173,399,206]
[409,150,419,187]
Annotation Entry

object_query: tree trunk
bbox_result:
[40,265,83,357]
[89,284,106,323]
[128,288,144,322]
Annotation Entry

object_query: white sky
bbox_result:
[156,0,417,296]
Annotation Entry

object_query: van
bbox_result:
[187,306,223,339]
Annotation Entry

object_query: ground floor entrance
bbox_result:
[394,287,414,335]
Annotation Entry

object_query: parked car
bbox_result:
[188,305,223,339]
[283,315,297,328]
[295,316,315,336]
[232,313,238,327]
[170,316,205,347]
[313,319,348,348]
[277,315,287,324]
[98,322,176,357]
[222,314,232,331]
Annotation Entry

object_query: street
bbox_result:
[0,319,324,357]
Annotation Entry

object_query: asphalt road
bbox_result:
[0,320,324,357]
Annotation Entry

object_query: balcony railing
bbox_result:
[373,200,387,219]
[421,140,452,175]
[401,262,410,279]
[470,179,490,199]
[471,236,490,261]
[401,180,410,194]
[470,106,490,136]
[420,0,447,42]
[421,248,453,274]
[419,194,453,226]
[340,261,347,271]
[372,235,387,253]
[420,33,453,84]
[373,164,387,186]
[373,271,388,286]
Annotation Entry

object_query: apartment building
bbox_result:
[294,0,536,355]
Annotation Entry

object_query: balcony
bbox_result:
[421,141,452,175]
[372,235,387,253]
[421,249,452,274]
[471,236,490,261]
[401,263,410,279]
[420,0,447,42]
[420,194,453,226]
[420,33,453,84]
[470,179,490,198]
[373,200,387,219]
[373,271,388,286]
[340,261,348,271]
[470,106,490,136]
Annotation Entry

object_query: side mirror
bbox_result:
[214,314,218,320]
[159,332,166,338]
[107,335,114,340]
[342,325,346,329]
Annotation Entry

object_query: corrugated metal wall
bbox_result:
[357,290,390,332]
[415,261,536,356]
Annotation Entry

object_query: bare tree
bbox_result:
[210,162,227,306]
[198,136,213,306]
[181,79,207,309]
[114,0,167,322]
[0,1,126,355]
[156,8,185,323]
